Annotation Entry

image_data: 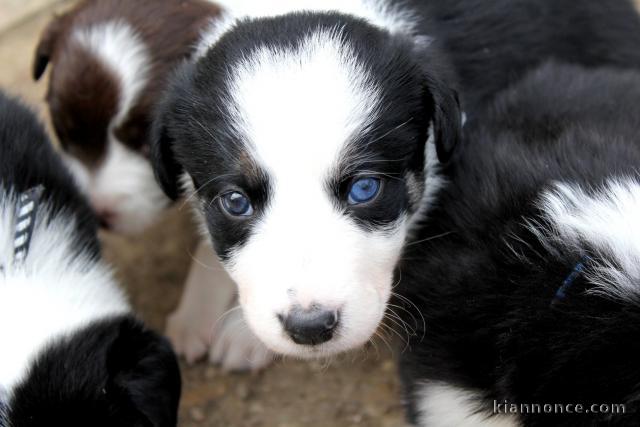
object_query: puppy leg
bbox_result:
[166,240,236,364]
[210,300,274,371]
[166,240,274,370]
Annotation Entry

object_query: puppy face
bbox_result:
[35,18,170,234]
[154,15,460,357]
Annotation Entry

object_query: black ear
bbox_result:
[150,98,184,201]
[107,319,182,427]
[33,15,64,81]
[429,80,462,163]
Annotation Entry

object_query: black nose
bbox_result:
[279,306,339,346]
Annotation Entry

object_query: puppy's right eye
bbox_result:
[348,177,381,205]
[220,191,254,217]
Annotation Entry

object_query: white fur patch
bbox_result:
[73,20,150,127]
[227,28,380,168]
[207,29,406,358]
[538,178,640,301]
[416,383,520,427]
[0,190,129,393]
[197,0,419,58]
[70,21,169,233]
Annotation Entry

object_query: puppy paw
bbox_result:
[209,308,274,372]
[165,309,213,364]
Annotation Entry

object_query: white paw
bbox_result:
[165,308,214,364]
[210,308,274,372]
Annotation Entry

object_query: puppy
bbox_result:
[397,62,640,426]
[151,0,640,360]
[0,92,180,426]
[33,0,220,233]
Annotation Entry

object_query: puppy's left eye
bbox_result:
[348,177,381,205]
[220,191,254,217]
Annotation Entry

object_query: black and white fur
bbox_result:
[398,62,640,426]
[0,92,180,427]
[152,0,640,360]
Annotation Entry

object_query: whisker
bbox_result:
[179,171,238,210]
[380,318,411,352]
[186,247,226,272]
[364,118,413,148]
[209,304,243,337]
[391,291,427,342]
[405,231,455,247]
[373,328,394,355]
[385,309,416,337]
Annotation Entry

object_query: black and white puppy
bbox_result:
[152,0,640,360]
[0,92,180,427]
[398,62,640,426]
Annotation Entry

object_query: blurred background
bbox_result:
[0,1,402,426]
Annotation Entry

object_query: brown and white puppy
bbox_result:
[33,0,219,233]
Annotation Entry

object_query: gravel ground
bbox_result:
[0,3,406,426]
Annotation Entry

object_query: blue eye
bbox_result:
[348,177,381,205]
[220,191,254,217]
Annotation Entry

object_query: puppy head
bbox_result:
[153,14,460,358]
[7,316,181,427]
[34,13,170,234]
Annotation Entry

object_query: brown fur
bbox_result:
[34,0,221,166]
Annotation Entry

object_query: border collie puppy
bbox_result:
[151,0,640,361]
[33,0,221,233]
[398,62,640,426]
[0,92,180,426]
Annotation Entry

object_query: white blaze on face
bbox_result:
[66,21,169,234]
[221,30,408,357]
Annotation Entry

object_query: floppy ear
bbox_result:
[107,319,181,427]
[33,15,65,81]
[150,63,197,200]
[428,80,462,163]
[150,99,184,201]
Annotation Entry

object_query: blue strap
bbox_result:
[551,257,588,306]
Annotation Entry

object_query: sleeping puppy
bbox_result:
[0,92,180,426]
[398,62,640,426]
[151,0,640,360]
[33,0,221,233]
[33,0,270,371]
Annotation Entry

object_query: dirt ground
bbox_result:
[0,2,404,426]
